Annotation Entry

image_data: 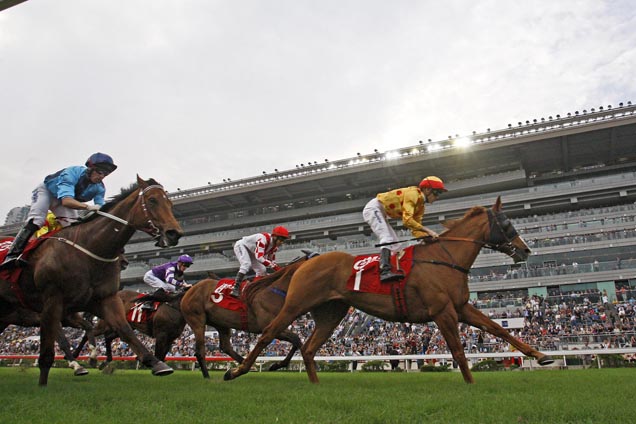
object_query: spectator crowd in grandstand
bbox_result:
[2,287,635,363]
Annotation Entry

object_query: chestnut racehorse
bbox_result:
[181,253,316,378]
[0,176,183,385]
[224,197,554,384]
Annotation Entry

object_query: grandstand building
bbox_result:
[2,102,636,312]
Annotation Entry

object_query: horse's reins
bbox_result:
[49,184,167,263]
[382,209,520,274]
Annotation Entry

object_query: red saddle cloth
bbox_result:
[209,278,247,311]
[0,235,52,287]
[345,246,415,294]
[127,294,160,323]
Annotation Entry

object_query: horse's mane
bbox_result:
[74,178,160,225]
[242,267,289,303]
[442,206,487,230]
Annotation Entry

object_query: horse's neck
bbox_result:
[437,220,487,267]
[70,200,137,257]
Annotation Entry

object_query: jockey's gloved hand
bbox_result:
[85,204,101,211]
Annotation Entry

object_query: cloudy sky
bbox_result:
[1,1,635,223]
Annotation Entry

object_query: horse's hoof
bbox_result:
[152,361,174,376]
[538,356,555,366]
[89,359,98,368]
[98,362,108,371]
[268,364,283,372]
[223,369,236,381]
[74,367,89,376]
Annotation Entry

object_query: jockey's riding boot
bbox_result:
[379,248,404,283]
[231,272,245,298]
[0,220,39,271]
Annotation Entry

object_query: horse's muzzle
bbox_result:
[155,229,182,247]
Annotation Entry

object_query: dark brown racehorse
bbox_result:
[1,310,96,376]
[224,198,554,384]
[0,176,183,385]
[182,253,315,378]
[75,289,188,368]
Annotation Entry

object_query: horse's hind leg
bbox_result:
[433,303,474,384]
[459,303,554,365]
[300,302,349,383]
[56,328,88,376]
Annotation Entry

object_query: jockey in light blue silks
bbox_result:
[0,152,117,270]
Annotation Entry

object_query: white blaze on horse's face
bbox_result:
[510,234,531,263]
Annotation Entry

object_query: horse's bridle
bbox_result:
[96,184,167,243]
[48,184,170,263]
[414,208,523,273]
[137,184,169,243]
[484,208,520,257]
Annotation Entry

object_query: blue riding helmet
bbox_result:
[86,152,117,174]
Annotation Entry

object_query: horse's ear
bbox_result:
[493,196,503,212]
[136,174,147,188]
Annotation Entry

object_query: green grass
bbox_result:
[1,368,635,423]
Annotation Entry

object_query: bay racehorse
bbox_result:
[181,252,316,378]
[74,289,188,368]
[0,176,183,385]
[224,197,554,383]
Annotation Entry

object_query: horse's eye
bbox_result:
[148,197,158,207]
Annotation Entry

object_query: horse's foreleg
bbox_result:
[186,315,211,379]
[99,332,116,370]
[218,327,244,365]
[300,302,349,383]
[459,303,554,365]
[99,294,173,376]
[434,303,474,384]
[267,330,301,372]
[153,332,175,362]
[223,308,300,381]
[38,296,64,386]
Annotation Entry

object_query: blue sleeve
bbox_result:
[55,167,82,200]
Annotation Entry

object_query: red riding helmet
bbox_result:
[272,226,290,239]
[419,176,447,192]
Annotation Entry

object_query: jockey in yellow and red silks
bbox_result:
[363,176,448,282]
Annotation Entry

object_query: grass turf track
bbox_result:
[1,367,635,423]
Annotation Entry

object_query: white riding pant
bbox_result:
[362,198,401,252]
[143,270,177,293]
[27,182,79,228]
[234,241,268,276]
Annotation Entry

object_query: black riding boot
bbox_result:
[231,272,245,298]
[379,248,404,282]
[0,220,39,271]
